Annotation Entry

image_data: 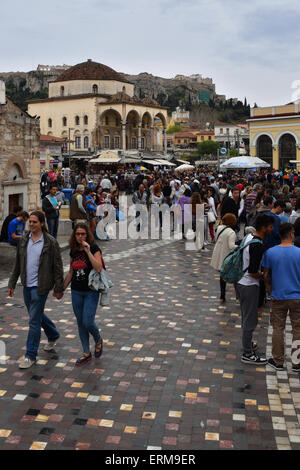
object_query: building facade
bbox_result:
[248,103,300,169]
[39,134,68,168]
[173,130,214,148]
[214,122,249,150]
[28,60,168,155]
[0,81,40,222]
[171,106,190,121]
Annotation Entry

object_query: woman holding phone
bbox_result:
[63,223,103,365]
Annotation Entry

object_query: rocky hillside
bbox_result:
[0,68,218,113]
[0,67,250,123]
[121,72,217,110]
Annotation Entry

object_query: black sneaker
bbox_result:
[267,358,284,371]
[75,353,92,366]
[291,364,300,373]
[241,353,267,365]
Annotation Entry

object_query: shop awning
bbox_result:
[123,157,142,163]
[155,159,176,166]
[90,151,121,163]
[142,160,159,166]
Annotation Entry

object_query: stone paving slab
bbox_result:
[0,238,295,450]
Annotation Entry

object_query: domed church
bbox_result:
[27,59,168,154]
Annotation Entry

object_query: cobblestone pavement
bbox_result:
[0,237,300,450]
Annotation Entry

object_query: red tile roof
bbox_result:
[55,59,132,84]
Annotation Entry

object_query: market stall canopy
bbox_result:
[123,156,142,163]
[154,159,176,166]
[143,160,159,166]
[220,156,270,169]
[175,164,195,172]
[90,151,121,163]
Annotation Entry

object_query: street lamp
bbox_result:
[68,127,75,168]
[235,129,240,156]
[227,129,230,154]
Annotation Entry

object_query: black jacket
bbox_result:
[221,196,240,219]
[42,196,59,219]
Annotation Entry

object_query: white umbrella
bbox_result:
[220,156,270,169]
[175,164,195,172]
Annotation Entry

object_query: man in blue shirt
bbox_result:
[263,200,285,250]
[262,223,300,372]
[8,211,29,246]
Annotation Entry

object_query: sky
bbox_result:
[1,0,300,107]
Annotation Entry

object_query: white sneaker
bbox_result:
[43,340,58,352]
[19,358,36,369]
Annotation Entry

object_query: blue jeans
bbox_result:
[71,290,101,354]
[23,287,60,360]
[47,217,59,239]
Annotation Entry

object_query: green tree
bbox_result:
[230,148,238,157]
[166,124,183,134]
[197,140,220,157]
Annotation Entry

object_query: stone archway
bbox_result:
[279,134,296,169]
[5,157,27,180]
[126,110,140,150]
[99,109,122,150]
[256,135,273,167]
[3,159,28,218]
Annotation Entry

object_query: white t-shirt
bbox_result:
[238,234,263,287]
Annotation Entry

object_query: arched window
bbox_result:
[105,116,109,126]
[114,136,120,149]
[75,136,81,149]
[93,84,98,94]
[75,116,80,125]
[131,137,137,149]
[104,135,110,149]
[84,115,88,125]
[60,86,64,96]
[84,136,89,148]
[62,117,67,126]
[48,118,52,128]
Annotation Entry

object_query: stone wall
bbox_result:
[0,97,40,222]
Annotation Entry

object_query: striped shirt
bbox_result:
[244,191,257,214]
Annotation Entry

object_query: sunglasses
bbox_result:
[75,232,87,236]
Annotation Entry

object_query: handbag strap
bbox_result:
[216,226,230,242]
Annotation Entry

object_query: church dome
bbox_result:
[55,59,132,84]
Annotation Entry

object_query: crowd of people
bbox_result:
[3,164,300,373]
